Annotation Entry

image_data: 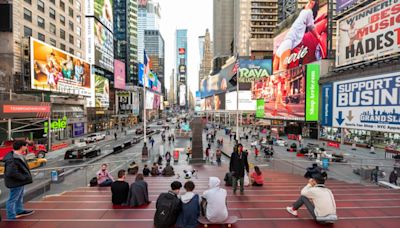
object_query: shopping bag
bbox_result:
[244,173,250,187]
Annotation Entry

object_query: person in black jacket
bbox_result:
[111,170,129,207]
[154,181,182,228]
[4,140,34,219]
[229,143,249,194]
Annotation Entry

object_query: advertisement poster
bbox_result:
[95,75,110,108]
[200,60,237,98]
[205,96,214,111]
[145,92,154,109]
[114,60,126,89]
[31,38,92,97]
[87,0,114,31]
[306,64,320,121]
[200,99,206,111]
[251,66,306,120]
[273,1,327,72]
[117,91,129,111]
[239,59,272,83]
[132,92,140,115]
[94,20,114,72]
[256,99,265,118]
[331,72,400,133]
[225,91,256,111]
[73,123,85,137]
[321,83,333,126]
[214,94,226,111]
[179,84,186,106]
[336,0,400,67]
[336,0,358,12]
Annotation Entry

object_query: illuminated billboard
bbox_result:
[336,0,400,68]
[31,38,92,96]
[239,59,272,83]
[200,60,237,98]
[95,75,110,108]
[86,0,114,31]
[114,59,126,89]
[273,1,327,72]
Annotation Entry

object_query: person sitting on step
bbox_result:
[201,177,228,223]
[127,161,139,175]
[111,170,129,208]
[162,163,175,177]
[97,164,114,187]
[128,174,151,207]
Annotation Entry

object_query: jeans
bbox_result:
[293,195,316,219]
[6,186,25,219]
[99,179,113,187]
[232,176,244,193]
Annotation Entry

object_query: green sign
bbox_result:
[306,64,320,121]
[44,116,67,133]
[256,99,265,118]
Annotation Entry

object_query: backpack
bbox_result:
[224,172,233,186]
[154,193,181,228]
[89,177,98,187]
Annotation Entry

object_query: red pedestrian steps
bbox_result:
[1,164,400,228]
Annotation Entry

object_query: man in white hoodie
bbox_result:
[286,173,337,223]
[202,177,228,223]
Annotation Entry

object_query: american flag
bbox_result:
[232,57,240,75]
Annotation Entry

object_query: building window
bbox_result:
[37,16,45,29]
[76,27,81,36]
[50,23,56,35]
[69,21,74,31]
[77,15,81,23]
[77,39,81,48]
[24,26,32,37]
[38,33,45,42]
[76,1,81,11]
[60,1,65,11]
[23,8,32,22]
[50,0,55,4]
[60,29,65,39]
[24,0,32,4]
[49,8,56,19]
[69,48,74,55]
[60,15,65,25]
[69,34,74,44]
[37,0,45,12]
[76,51,82,58]
[69,7,73,17]
[60,43,66,51]
[50,38,57,46]
[69,0,73,4]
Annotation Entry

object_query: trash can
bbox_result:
[322,158,329,170]
[51,169,65,183]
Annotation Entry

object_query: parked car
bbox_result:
[0,154,47,175]
[0,140,47,160]
[157,120,163,125]
[64,145,101,161]
[84,133,106,143]
[166,118,171,122]
[136,127,151,135]
[275,139,288,147]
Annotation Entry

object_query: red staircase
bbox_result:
[2,164,400,227]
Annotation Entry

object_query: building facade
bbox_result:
[198,29,213,89]
[213,0,234,59]
[114,0,138,85]
[137,0,160,63]
[176,29,187,109]
[144,29,165,95]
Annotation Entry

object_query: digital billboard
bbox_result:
[0,101,51,118]
[179,85,186,106]
[239,59,272,83]
[327,72,400,133]
[114,60,126,89]
[336,0,400,68]
[336,0,358,12]
[256,99,265,118]
[205,96,214,111]
[86,0,114,31]
[225,91,256,111]
[31,38,92,97]
[95,75,110,108]
[214,94,226,111]
[145,91,154,109]
[251,66,306,120]
[86,17,114,73]
[200,60,237,98]
[306,63,320,121]
[273,0,327,72]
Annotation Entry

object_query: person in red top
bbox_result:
[250,166,264,186]
[254,147,259,160]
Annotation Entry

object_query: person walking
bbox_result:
[4,140,34,219]
[389,169,398,185]
[229,143,249,194]
[216,149,222,166]
[114,132,117,141]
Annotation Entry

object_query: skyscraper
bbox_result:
[213,0,234,58]
[199,29,213,89]
[176,29,188,109]
[138,0,161,63]
[144,30,165,95]
[114,0,138,84]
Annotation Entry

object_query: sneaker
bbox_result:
[286,207,298,217]
[16,210,35,218]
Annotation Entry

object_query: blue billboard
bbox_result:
[321,83,333,127]
[239,59,272,83]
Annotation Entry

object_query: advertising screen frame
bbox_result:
[225,91,256,111]
[273,1,328,72]
[30,38,92,97]
[95,75,110,108]
[335,0,400,68]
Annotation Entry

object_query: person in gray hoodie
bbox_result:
[127,174,151,207]
[176,181,200,228]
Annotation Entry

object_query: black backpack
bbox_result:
[89,177,98,187]
[154,192,180,228]
[224,172,233,186]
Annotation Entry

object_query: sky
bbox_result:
[158,0,213,98]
